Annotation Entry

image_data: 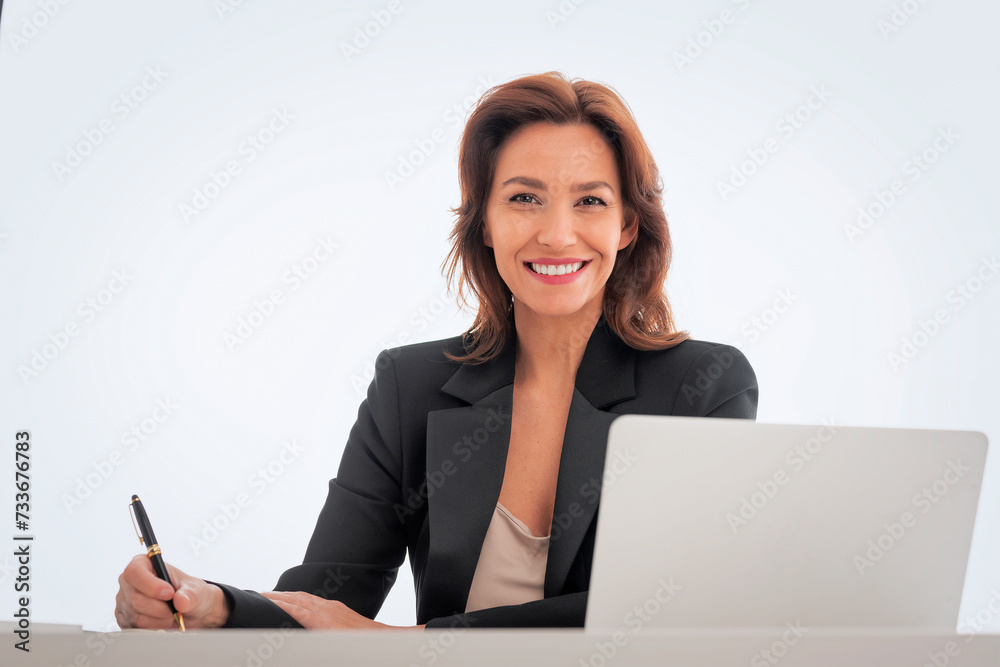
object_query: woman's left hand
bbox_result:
[261,591,423,630]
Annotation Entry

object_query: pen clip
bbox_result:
[128,500,144,545]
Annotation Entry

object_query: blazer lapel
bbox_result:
[543,315,636,596]
[422,315,636,617]
[422,333,516,619]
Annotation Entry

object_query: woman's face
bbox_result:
[483,122,637,322]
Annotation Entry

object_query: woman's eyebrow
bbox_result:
[572,180,616,194]
[501,176,547,189]
[500,176,616,194]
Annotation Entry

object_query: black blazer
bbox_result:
[215,315,758,629]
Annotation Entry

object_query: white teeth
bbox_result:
[530,261,584,276]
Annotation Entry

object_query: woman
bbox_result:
[115,71,757,631]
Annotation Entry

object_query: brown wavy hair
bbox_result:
[442,71,689,363]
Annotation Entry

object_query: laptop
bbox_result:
[585,416,988,631]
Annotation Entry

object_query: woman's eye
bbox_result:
[579,196,607,207]
[510,193,537,204]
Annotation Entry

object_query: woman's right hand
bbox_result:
[115,554,230,629]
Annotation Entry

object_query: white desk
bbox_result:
[6,624,1000,667]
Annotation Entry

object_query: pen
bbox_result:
[129,494,186,631]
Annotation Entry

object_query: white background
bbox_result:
[0,0,996,633]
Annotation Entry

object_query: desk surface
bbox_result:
[5,625,1000,667]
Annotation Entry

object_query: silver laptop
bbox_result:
[585,416,988,631]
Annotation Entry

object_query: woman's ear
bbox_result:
[482,219,493,248]
[618,210,639,250]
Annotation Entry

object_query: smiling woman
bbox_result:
[114,71,758,631]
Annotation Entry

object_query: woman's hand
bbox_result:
[261,591,424,630]
[115,554,230,629]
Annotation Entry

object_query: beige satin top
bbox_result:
[464,502,550,613]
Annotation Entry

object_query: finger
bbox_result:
[123,556,174,600]
[130,590,175,618]
[115,606,129,630]
[117,572,175,629]
[172,581,205,614]
[261,592,320,615]
[117,587,174,629]
[266,598,314,628]
[172,588,191,613]
[119,570,167,607]
[119,569,175,618]
[115,590,135,628]
[260,591,305,605]
[131,609,174,630]
[262,590,318,605]
[168,565,217,616]
[164,562,190,587]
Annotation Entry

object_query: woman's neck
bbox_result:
[511,300,603,386]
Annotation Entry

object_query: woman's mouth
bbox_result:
[525,260,588,276]
[523,260,591,284]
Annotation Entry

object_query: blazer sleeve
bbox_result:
[422,343,759,630]
[215,349,409,628]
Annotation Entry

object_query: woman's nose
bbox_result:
[536,206,576,249]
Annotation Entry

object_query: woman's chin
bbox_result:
[513,297,602,321]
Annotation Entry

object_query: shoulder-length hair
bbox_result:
[442,71,689,363]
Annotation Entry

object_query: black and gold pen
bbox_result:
[129,494,186,631]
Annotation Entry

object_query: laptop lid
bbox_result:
[585,416,988,630]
